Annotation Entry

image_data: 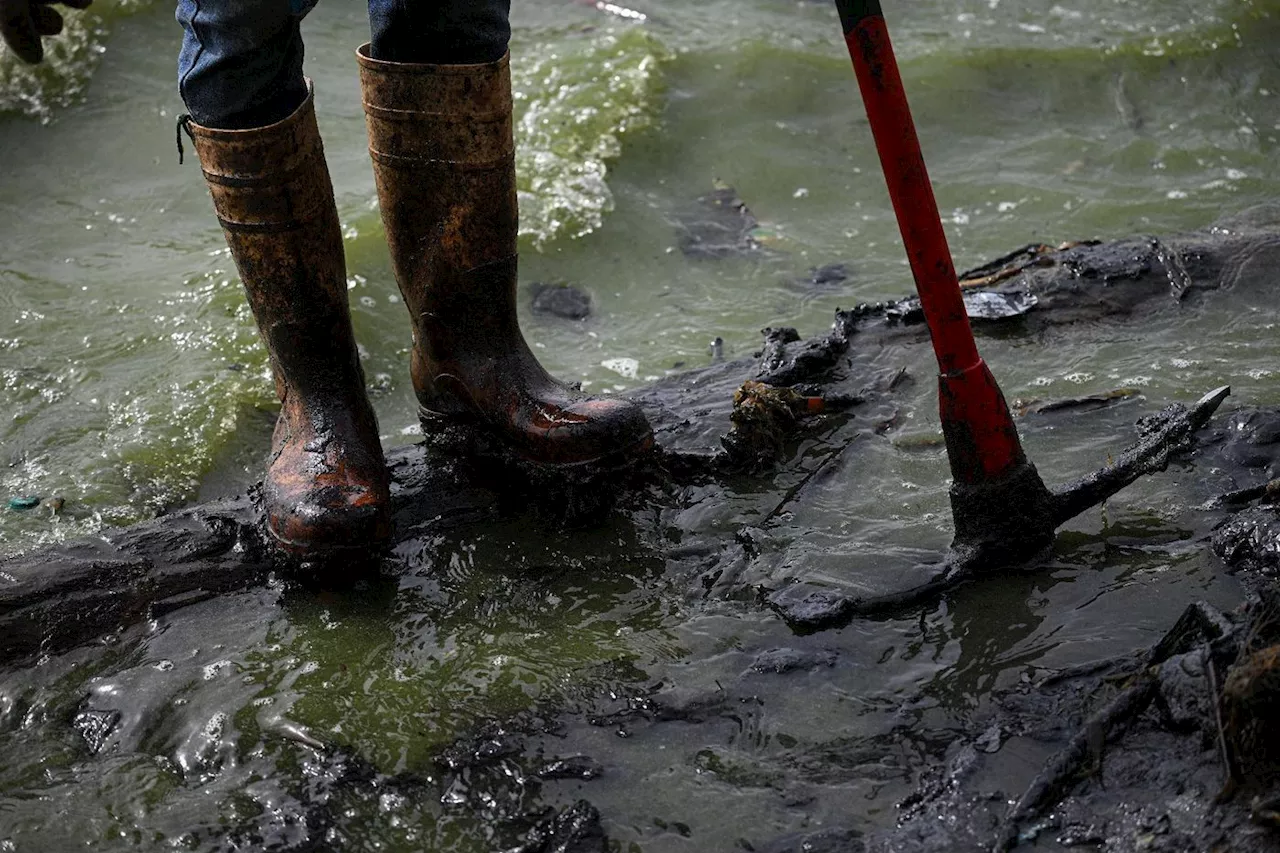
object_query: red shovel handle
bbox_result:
[836,1,977,375]
[835,1,1025,483]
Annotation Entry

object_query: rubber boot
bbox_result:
[184,85,392,556]
[356,47,653,469]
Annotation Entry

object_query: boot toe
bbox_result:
[530,396,654,467]
[265,480,392,557]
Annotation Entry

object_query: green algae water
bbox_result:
[2,1,1280,850]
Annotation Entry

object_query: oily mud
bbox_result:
[6,208,1280,850]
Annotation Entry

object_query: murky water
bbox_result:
[2,1,1279,850]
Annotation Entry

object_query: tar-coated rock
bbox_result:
[1212,507,1280,576]
[513,800,607,853]
[766,587,856,633]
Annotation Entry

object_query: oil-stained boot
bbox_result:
[184,85,392,556]
[356,47,653,468]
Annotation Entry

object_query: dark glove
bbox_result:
[1,0,93,64]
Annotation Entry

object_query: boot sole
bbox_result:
[265,523,393,563]
[418,407,656,527]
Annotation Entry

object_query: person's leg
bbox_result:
[357,0,653,469]
[367,0,509,64]
[178,0,392,556]
[176,0,313,129]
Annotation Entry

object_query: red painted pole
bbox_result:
[834,0,1026,486]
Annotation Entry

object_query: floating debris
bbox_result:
[601,357,639,379]
[1012,387,1142,417]
[783,262,851,294]
[7,496,40,511]
[962,289,1039,321]
[535,755,605,780]
[530,281,592,320]
[882,289,1038,326]
[72,709,120,756]
[676,184,769,260]
[721,380,832,471]
[956,240,1092,288]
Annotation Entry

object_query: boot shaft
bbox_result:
[357,46,519,326]
[186,93,335,234]
[185,87,365,401]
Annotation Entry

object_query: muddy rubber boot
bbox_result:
[184,85,392,557]
[356,47,653,469]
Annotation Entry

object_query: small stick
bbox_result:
[994,599,1236,851]
[1205,655,1240,799]
[992,675,1159,852]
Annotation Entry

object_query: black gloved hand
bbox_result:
[1,0,93,64]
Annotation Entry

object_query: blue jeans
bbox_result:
[177,0,512,129]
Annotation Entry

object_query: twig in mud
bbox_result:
[1049,385,1231,527]
[1034,653,1144,689]
[1203,478,1280,510]
[956,241,1088,290]
[1141,599,1235,670]
[993,599,1237,852]
[1206,655,1241,801]
[992,675,1159,852]
[771,388,1231,634]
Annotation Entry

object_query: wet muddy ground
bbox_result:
[5,1,1280,849]
[6,213,1280,851]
